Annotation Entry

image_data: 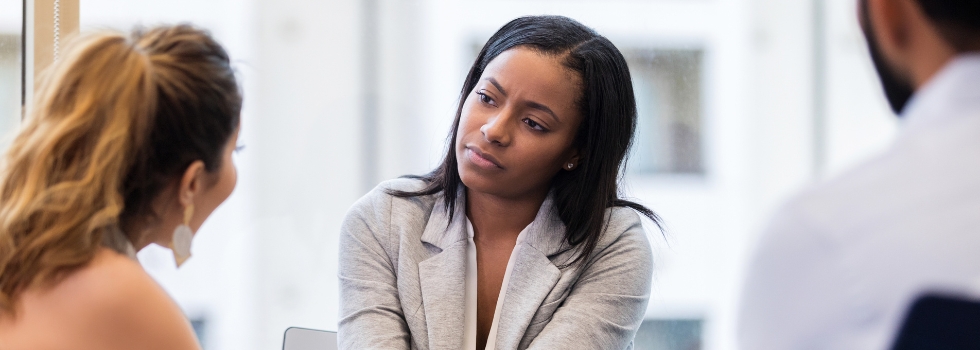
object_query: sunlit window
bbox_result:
[0,35,19,126]
[0,0,22,144]
[625,49,703,175]
[635,319,704,350]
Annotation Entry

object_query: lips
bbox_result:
[465,146,504,170]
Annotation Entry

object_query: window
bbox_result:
[625,49,704,175]
[634,318,704,350]
[465,43,706,175]
[0,0,22,142]
[0,35,19,132]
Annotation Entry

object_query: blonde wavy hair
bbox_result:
[0,25,241,313]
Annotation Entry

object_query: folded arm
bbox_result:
[527,216,653,350]
[338,190,412,350]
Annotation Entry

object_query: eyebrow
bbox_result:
[526,101,560,124]
[484,77,561,124]
[486,77,507,96]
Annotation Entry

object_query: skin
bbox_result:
[456,47,582,349]
[129,128,241,251]
[0,128,240,350]
[862,0,958,89]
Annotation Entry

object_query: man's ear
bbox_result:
[867,0,914,65]
[178,161,206,208]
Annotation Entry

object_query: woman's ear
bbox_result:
[178,161,207,208]
[563,151,581,171]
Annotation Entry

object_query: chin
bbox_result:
[459,168,504,195]
[458,168,488,190]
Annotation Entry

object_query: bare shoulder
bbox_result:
[3,248,200,350]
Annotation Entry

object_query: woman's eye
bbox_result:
[476,91,496,107]
[523,118,546,131]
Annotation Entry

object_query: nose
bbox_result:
[480,110,512,146]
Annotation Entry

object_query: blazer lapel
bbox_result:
[492,246,561,350]
[492,194,567,349]
[417,191,572,350]
[418,243,467,350]
[418,193,468,350]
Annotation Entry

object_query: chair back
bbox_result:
[283,327,338,350]
[891,294,980,350]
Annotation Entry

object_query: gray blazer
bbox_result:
[338,179,653,350]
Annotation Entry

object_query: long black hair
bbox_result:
[391,15,660,266]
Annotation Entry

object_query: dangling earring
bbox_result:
[170,204,194,268]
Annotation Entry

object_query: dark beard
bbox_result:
[860,0,916,115]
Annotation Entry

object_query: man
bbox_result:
[738,0,980,349]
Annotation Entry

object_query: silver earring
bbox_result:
[170,205,194,268]
[567,163,574,169]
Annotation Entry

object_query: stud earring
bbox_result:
[566,163,574,170]
[170,204,194,268]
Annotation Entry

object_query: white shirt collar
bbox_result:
[901,53,980,132]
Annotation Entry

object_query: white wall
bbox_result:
[0,0,20,32]
[823,0,897,177]
[249,1,363,348]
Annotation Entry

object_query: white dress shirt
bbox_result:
[739,54,980,350]
[464,218,529,350]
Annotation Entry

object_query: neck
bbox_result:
[465,187,548,242]
[911,50,955,90]
[121,218,156,252]
[908,20,958,89]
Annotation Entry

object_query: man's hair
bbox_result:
[916,0,980,52]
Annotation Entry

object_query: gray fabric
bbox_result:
[338,179,653,350]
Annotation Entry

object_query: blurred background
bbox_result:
[0,0,898,349]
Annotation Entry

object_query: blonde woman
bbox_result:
[0,25,241,350]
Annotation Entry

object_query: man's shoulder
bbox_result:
[778,147,913,234]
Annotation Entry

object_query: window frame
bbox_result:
[22,0,78,112]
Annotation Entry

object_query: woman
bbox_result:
[0,25,241,350]
[340,16,659,350]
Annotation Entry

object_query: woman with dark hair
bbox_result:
[340,15,659,350]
